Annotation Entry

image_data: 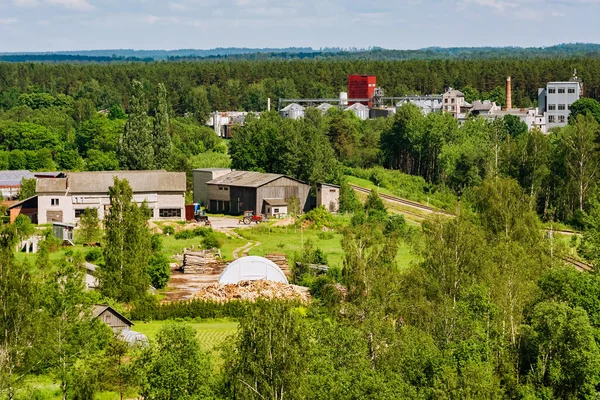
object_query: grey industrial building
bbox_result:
[193,169,312,216]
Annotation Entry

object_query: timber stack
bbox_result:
[180,249,225,275]
[265,253,291,277]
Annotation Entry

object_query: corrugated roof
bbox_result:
[345,103,369,111]
[281,103,305,111]
[264,198,288,206]
[207,171,285,188]
[0,170,34,187]
[37,171,186,194]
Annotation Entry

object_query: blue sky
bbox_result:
[0,0,599,52]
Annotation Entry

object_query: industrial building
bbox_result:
[193,169,312,216]
[207,111,254,138]
[538,71,583,130]
[36,170,186,224]
[348,75,377,107]
[193,169,340,216]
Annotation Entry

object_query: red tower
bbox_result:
[348,75,376,106]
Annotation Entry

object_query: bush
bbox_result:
[85,248,102,262]
[300,206,333,229]
[163,225,175,235]
[148,253,171,289]
[174,230,195,240]
[150,234,163,252]
[203,232,223,249]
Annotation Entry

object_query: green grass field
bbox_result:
[160,233,247,262]
[133,319,238,349]
[235,222,416,270]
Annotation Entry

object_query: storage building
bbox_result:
[316,183,340,213]
[199,170,311,215]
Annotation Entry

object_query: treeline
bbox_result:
[2,58,600,113]
[4,43,600,62]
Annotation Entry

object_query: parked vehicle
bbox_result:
[241,210,263,225]
[194,210,211,226]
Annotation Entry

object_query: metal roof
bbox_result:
[264,198,288,206]
[345,103,369,111]
[281,103,305,112]
[207,171,286,188]
[37,171,186,194]
[219,256,289,284]
[0,170,34,187]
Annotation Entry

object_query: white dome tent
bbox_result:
[219,256,289,284]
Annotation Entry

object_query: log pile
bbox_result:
[194,280,311,303]
[265,253,291,277]
[180,250,225,275]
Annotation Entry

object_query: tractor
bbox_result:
[240,210,263,225]
[194,209,211,226]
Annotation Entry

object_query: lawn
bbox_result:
[235,221,416,270]
[133,319,238,353]
[160,233,247,262]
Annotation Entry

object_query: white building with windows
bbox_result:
[538,72,583,130]
[36,171,186,224]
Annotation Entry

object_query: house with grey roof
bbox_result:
[0,170,35,200]
[36,170,186,224]
[193,169,312,215]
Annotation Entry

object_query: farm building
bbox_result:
[192,168,234,207]
[6,195,38,223]
[93,305,134,333]
[280,103,305,119]
[316,183,340,213]
[193,169,311,215]
[219,256,289,284]
[36,170,186,224]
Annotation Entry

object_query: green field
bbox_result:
[160,233,247,262]
[133,319,238,350]
[236,222,416,270]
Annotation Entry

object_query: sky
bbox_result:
[0,0,600,52]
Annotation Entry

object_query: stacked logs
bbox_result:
[194,280,311,303]
[265,253,291,277]
[180,250,225,275]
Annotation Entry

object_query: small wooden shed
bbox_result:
[93,305,134,333]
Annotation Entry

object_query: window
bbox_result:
[274,208,280,214]
[159,209,182,218]
[51,198,60,206]
[548,87,556,94]
[568,88,575,94]
[548,115,556,123]
[444,98,448,104]
[558,88,565,94]
[559,115,566,124]
[558,104,566,111]
[218,187,223,190]
[548,104,556,111]
[218,186,229,191]
[75,209,87,218]
[451,98,455,104]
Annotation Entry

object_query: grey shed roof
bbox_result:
[281,103,305,112]
[92,305,134,327]
[264,198,288,206]
[0,170,34,187]
[316,103,333,111]
[37,171,186,194]
[207,171,287,188]
[445,89,465,97]
[345,103,369,111]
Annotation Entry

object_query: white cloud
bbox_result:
[45,0,94,11]
[12,0,40,7]
[0,18,19,24]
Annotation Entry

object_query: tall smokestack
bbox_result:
[506,76,512,110]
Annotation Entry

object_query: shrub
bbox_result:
[175,230,195,240]
[150,234,163,252]
[300,206,333,229]
[148,253,171,289]
[203,232,223,249]
[163,226,175,235]
[85,248,102,262]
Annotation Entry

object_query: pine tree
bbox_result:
[153,83,171,169]
[100,178,151,302]
[119,80,154,170]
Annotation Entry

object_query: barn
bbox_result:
[198,170,311,216]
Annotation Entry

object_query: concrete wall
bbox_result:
[38,191,185,224]
[258,177,311,214]
[193,169,231,206]
[317,184,340,213]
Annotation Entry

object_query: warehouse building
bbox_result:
[36,170,186,224]
[193,169,313,216]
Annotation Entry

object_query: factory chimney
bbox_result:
[505,76,512,110]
